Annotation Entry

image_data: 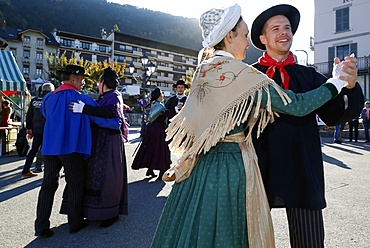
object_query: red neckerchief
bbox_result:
[258,51,296,90]
[54,83,79,94]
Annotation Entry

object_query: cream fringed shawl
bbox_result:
[165,55,291,248]
[166,55,291,176]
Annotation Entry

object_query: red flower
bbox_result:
[220,75,226,81]
[202,72,206,77]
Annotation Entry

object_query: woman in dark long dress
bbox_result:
[131,87,171,178]
[67,67,129,227]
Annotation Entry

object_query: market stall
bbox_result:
[0,50,27,127]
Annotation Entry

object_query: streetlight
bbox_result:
[129,55,156,137]
[295,49,309,66]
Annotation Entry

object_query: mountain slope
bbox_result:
[0,0,203,50]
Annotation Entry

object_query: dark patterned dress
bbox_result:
[83,90,128,220]
[131,109,171,174]
[61,90,129,221]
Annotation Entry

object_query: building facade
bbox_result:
[108,31,198,95]
[313,0,370,100]
[55,30,112,64]
[55,29,198,96]
[0,21,59,94]
[1,20,199,97]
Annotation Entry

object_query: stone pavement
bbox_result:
[0,127,370,247]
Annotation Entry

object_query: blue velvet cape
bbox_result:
[41,86,121,158]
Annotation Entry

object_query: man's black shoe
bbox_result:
[70,220,88,234]
[35,229,54,238]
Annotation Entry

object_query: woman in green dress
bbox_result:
[151,4,355,248]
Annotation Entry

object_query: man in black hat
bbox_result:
[35,65,121,237]
[165,79,189,120]
[21,82,55,178]
[250,4,364,247]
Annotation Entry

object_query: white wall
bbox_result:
[314,0,370,63]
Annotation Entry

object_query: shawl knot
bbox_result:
[258,51,296,90]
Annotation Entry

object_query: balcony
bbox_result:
[116,47,133,54]
[156,75,172,81]
[23,42,31,47]
[23,57,30,64]
[157,65,173,72]
[173,67,186,73]
[157,55,173,62]
[173,57,183,63]
[36,59,43,65]
[313,56,370,77]
[122,48,132,53]
[132,61,142,67]
[96,48,112,54]
[36,44,44,50]
[186,60,195,65]
[133,50,142,56]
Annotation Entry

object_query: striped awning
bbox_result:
[0,50,26,91]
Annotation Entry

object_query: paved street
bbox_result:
[1,127,370,248]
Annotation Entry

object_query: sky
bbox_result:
[109,0,315,64]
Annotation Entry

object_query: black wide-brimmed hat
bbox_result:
[173,79,189,89]
[251,4,300,50]
[59,64,89,77]
[150,87,162,101]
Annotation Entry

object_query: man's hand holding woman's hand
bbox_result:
[330,54,358,92]
[68,100,85,113]
[335,54,358,89]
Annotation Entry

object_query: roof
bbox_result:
[46,33,60,47]
[18,29,49,39]
[0,25,60,47]
[0,26,22,41]
[0,50,26,91]
[57,30,112,45]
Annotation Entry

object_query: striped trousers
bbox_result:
[35,153,85,233]
[286,208,324,248]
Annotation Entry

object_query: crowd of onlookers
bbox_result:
[333,100,370,144]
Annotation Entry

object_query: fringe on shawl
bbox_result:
[166,79,291,169]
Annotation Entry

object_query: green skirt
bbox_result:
[151,141,248,248]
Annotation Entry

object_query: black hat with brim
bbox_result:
[173,79,189,89]
[151,87,161,101]
[251,4,300,50]
[59,64,89,77]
